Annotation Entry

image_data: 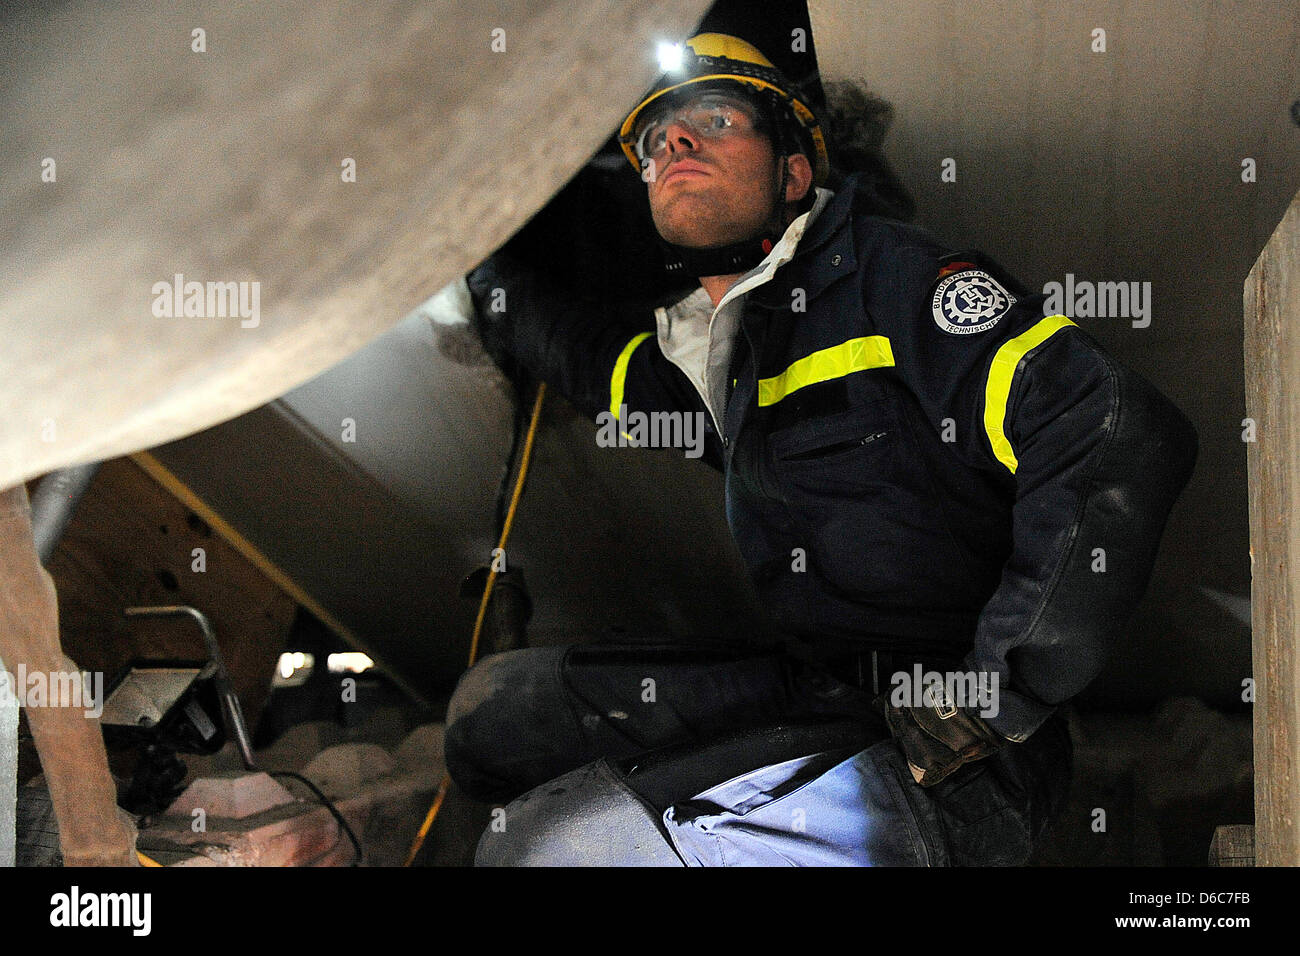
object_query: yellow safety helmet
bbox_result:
[618,33,830,186]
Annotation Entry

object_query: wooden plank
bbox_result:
[46,457,299,728]
[1245,186,1300,866]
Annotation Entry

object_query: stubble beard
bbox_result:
[650,171,783,250]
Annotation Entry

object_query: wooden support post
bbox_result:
[1245,187,1300,866]
[0,485,137,866]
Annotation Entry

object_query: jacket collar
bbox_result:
[746,174,864,309]
[797,174,860,254]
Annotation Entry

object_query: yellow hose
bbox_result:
[404,382,547,867]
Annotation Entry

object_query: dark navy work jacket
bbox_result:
[469,174,1197,741]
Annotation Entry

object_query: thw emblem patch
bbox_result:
[931,269,1016,335]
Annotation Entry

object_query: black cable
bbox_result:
[269,769,363,867]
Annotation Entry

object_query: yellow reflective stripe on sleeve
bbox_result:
[983,314,1077,474]
[757,335,895,407]
[610,331,653,419]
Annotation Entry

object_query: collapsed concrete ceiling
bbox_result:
[0,0,714,488]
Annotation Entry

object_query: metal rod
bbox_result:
[123,605,257,772]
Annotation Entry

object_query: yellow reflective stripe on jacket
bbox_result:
[610,332,653,419]
[757,335,895,407]
[984,315,1077,474]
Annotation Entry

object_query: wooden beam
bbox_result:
[47,456,299,726]
[131,450,423,703]
[1245,187,1300,866]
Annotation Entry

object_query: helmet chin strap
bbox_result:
[658,232,777,279]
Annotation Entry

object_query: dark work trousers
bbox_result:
[443,643,1072,866]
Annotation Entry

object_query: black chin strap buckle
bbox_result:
[660,234,778,279]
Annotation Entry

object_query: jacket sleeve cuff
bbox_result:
[973,681,1056,742]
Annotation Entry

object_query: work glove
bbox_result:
[880,696,1005,788]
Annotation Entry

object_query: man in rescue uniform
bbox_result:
[446,33,1198,865]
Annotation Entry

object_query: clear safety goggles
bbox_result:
[633,93,762,163]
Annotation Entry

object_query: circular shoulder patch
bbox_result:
[931,269,1017,335]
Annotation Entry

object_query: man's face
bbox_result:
[637,91,787,250]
